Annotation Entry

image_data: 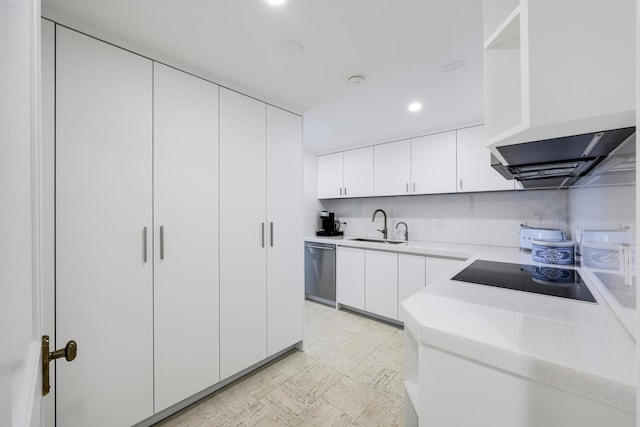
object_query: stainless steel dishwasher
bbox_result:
[304,241,336,307]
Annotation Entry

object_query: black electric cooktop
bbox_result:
[451,260,597,303]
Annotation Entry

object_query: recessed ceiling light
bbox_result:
[266,0,286,6]
[408,102,422,112]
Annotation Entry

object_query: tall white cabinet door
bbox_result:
[411,132,457,194]
[374,140,411,196]
[456,125,514,192]
[343,147,374,197]
[365,251,398,319]
[266,106,303,356]
[398,254,426,308]
[336,247,365,310]
[153,63,220,411]
[318,152,343,198]
[219,88,267,379]
[55,27,153,427]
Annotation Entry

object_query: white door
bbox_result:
[153,63,220,411]
[365,251,398,320]
[398,254,426,317]
[411,131,457,194]
[266,106,303,356]
[336,247,365,310]
[317,152,343,198]
[219,88,267,379]
[41,17,56,427]
[1,0,43,425]
[456,125,514,192]
[56,27,154,427]
[343,147,374,197]
[374,140,411,196]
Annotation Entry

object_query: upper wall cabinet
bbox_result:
[318,147,373,198]
[374,140,411,196]
[483,0,635,151]
[373,134,457,196]
[456,125,514,192]
[411,132,457,194]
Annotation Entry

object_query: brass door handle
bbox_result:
[42,335,77,396]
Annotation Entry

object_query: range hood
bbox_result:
[491,127,636,189]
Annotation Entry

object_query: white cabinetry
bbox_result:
[483,0,635,151]
[318,147,373,198]
[398,254,426,316]
[344,147,374,197]
[152,63,220,411]
[411,131,457,194]
[365,251,398,319]
[317,152,343,198]
[266,106,303,357]
[55,26,154,427]
[456,125,514,192]
[220,89,303,379]
[219,88,268,379]
[336,247,366,310]
[374,140,411,196]
[337,247,464,322]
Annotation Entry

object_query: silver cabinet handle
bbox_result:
[261,222,265,248]
[406,183,409,192]
[459,179,463,190]
[344,187,347,196]
[270,222,274,247]
[160,225,165,260]
[339,188,342,196]
[413,182,416,192]
[143,227,148,263]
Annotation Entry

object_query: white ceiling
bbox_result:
[42,0,485,153]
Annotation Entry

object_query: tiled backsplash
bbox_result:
[319,190,569,247]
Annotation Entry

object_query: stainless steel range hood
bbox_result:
[490,127,636,189]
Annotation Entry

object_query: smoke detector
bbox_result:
[347,75,366,85]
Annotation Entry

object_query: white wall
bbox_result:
[320,190,568,247]
[568,185,636,242]
[303,149,325,236]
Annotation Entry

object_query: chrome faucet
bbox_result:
[396,221,409,241]
[372,209,388,239]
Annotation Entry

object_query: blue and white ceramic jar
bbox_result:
[531,240,575,265]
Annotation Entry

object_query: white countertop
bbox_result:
[304,235,485,259]
[401,246,636,413]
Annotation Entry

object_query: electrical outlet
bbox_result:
[425,219,431,230]
[434,218,443,230]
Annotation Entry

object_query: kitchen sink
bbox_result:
[349,238,405,245]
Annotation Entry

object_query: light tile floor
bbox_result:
[156,301,404,426]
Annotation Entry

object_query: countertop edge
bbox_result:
[304,235,487,260]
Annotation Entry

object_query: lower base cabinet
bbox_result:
[337,247,464,322]
[365,251,398,319]
[336,247,366,310]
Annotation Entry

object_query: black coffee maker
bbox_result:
[316,210,343,236]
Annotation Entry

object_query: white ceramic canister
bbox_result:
[531,240,575,265]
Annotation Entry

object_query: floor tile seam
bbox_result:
[291,395,352,426]
[257,387,319,424]
[323,379,378,420]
